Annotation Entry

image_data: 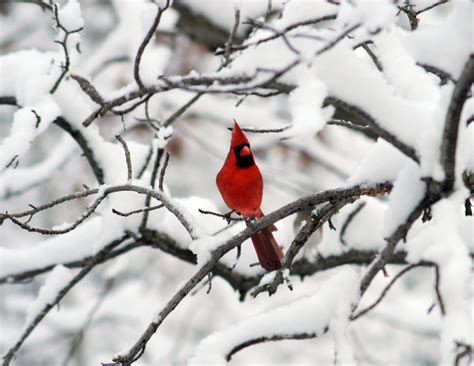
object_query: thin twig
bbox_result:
[351,263,425,320]
[115,135,133,181]
[112,204,164,217]
[223,7,240,66]
[61,279,115,365]
[158,152,170,191]
[134,0,170,89]
[50,4,83,93]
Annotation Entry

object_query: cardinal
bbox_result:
[216,120,284,271]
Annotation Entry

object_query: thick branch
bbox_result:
[325,96,420,163]
[440,55,474,191]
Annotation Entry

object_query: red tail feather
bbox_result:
[250,227,284,272]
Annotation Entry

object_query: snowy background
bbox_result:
[0,0,473,365]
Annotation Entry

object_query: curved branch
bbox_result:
[2,184,202,240]
[226,329,327,361]
[440,55,474,191]
[134,1,170,89]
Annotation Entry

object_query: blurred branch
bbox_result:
[61,278,115,366]
[215,14,337,55]
[223,7,240,66]
[2,235,129,366]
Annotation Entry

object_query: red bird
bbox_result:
[216,120,284,271]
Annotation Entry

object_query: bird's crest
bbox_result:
[231,119,249,147]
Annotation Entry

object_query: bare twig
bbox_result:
[215,14,337,55]
[112,204,164,217]
[70,74,105,104]
[139,144,164,231]
[226,328,329,361]
[351,263,425,320]
[134,0,170,89]
[433,264,446,315]
[158,152,170,191]
[198,209,243,222]
[115,135,133,181]
[50,4,83,93]
[223,7,240,66]
[340,202,366,246]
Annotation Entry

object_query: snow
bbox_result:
[274,0,336,30]
[0,49,54,103]
[189,229,234,265]
[349,139,409,184]
[0,218,101,279]
[154,126,174,149]
[404,1,473,78]
[383,160,426,237]
[148,195,223,248]
[406,194,473,364]
[180,0,285,35]
[314,42,432,151]
[0,96,61,168]
[287,75,331,137]
[25,265,74,324]
[189,267,359,365]
[1,0,472,364]
[0,135,75,199]
[58,0,84,31]
[337,0,397,33]
[374,28,439,101]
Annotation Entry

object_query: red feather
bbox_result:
[216,120,283,271]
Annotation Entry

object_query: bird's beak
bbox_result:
[240,146,251,156]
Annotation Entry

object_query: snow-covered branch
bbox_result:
[1,1,472,364]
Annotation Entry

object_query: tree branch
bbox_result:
[2,235,129,366]
[440,55,474,191]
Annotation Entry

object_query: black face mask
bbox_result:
[234,143,255,168]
